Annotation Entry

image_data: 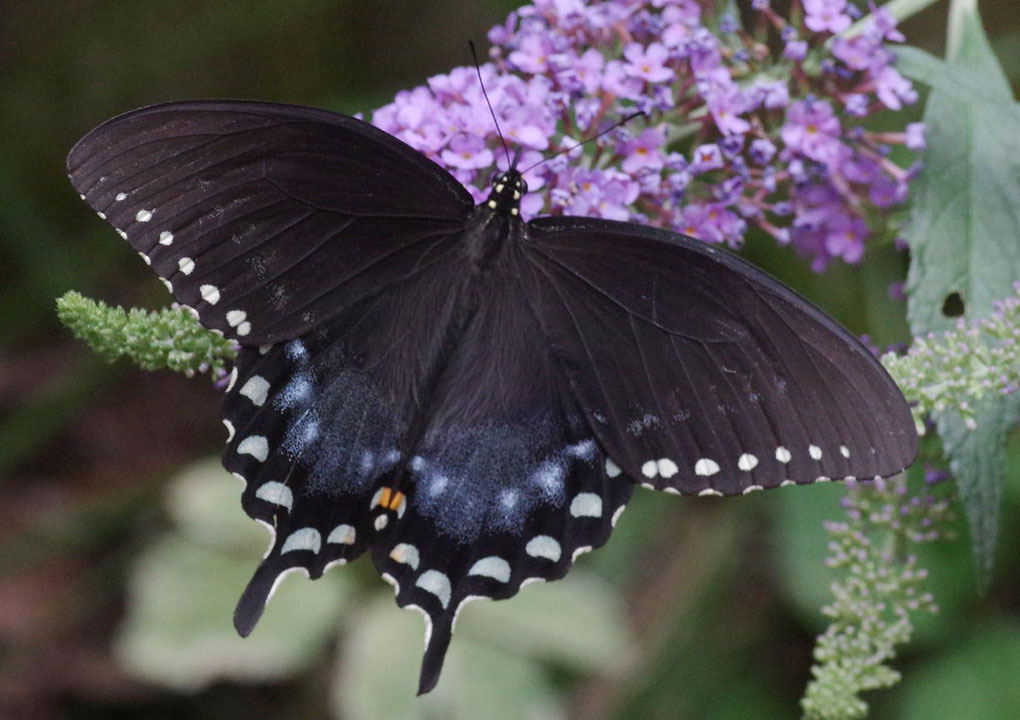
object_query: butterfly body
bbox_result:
[68,100,917,694]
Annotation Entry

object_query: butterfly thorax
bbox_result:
[484,168,527,217]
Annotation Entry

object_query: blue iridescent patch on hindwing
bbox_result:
[221,336,405,635]
[373,418,632,694]
[408,422,599,541]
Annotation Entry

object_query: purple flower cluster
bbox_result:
[372,0,923,271]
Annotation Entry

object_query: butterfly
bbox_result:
[67,100,917,694]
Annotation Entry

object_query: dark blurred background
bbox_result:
[2,1,1020,719]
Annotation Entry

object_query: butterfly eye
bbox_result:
[518,179,528,195]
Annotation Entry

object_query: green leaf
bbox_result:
[335,596,564,720]
[771,483,845,627]
[903,0,1020,585]
[841,0,942,40]
[455,572,633,672]
[164,459,268,552]
[895,46,1019,109]
[895,620,1020,720]
[115,461,349,690]
[933,396,1015,583]
[335,571,631,719]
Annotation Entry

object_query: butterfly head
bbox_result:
[484,168,528,218]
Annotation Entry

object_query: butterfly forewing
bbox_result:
[520,217,917,496]
[66,101,474,344]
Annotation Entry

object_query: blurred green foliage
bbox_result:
[4,1,1020,719]
[903,0,1020,588]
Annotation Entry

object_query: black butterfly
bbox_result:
[67,100,917,694]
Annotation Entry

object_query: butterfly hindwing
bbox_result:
[519,217,917,496]
[370,244,633,693]
[66,101,474,344]
[221,230,476,634]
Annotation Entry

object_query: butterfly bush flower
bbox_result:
[883,283,1020,432]
[802,471,949,719]
[372,0,921,271]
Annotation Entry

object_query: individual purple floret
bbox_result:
[804,0,853,34]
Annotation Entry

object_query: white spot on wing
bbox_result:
[695,458,720,476]
[200,284,221,305]
[738,453,758,471]
[158,231,174,246]
[374,514,388,531]
[327,524,356,545]
[281,527,321,554]
[255,481,292,510]
[115,192,127,201]
[468,556,511,582]
[178,257,195,275]
[698,488,723,497]
[226,310,247,327]
[658,458,679,478]
[239,375,270,406]
[237,435,269,462]
[742,484,764,494]
[135,209,153,222]
[569,492,603,518]
[226,366,238,392]
[809,444,823,460]
[605,458,621,477]
[840,445,851,458]
[415,570,452,608]
[222,419,235,442]
[776,446,792,463]
[390,543,420,570]
[641,460,658,478]
[525,535,561,562]
[237,321,251,336]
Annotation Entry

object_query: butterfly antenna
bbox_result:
[520,110,647,174]
[469,40,513,169]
